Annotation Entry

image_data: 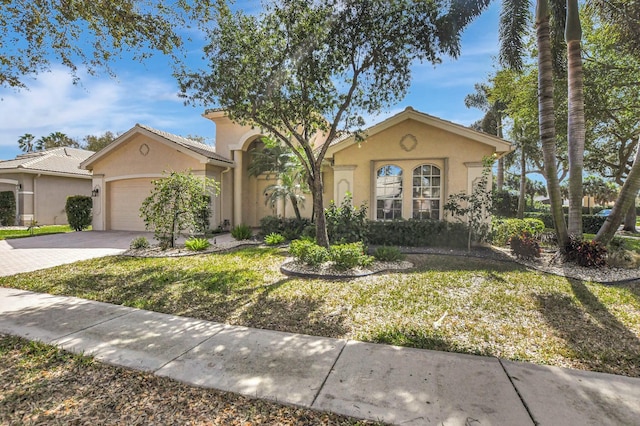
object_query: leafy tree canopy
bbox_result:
[178,0,490,246]
[1,0,214,90]
[83,131,119,152]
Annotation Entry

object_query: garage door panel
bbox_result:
[108,179,154,231]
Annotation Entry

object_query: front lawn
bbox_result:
[1,247,639,377]
[0,225,73,240]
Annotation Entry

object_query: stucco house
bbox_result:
[82,107,512,232]
[0,147,93,225]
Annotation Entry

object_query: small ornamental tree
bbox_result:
[65,195,92,231]
[140,171,218,248]
[444,157,494,251]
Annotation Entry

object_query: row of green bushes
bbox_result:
[523,212,607,234]
[261,215,470,249]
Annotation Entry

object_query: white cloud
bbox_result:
[0,67,196,154]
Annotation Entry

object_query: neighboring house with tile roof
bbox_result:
[80,107,512,232]
[0,147,93,225]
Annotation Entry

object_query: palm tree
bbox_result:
[35,132,79,150]
[464,82,507,190]
[248,137,309,220]
[565,0,585,237]
[263,173,306,221]
[499,0,569,248]
[17,133,36,152]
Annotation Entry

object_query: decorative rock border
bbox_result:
[122,241,260,258]
[280,259,414,279]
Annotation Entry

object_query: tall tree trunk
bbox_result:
[518,149,526,219]
[566,0,585,238]
[596,138,640,244]
[310,169,329,248]
[623,200,637,232]
[537,0,569,248]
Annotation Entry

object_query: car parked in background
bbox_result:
[595,209,612,217]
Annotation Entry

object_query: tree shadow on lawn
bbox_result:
[234,278,350,338]
[49,264,350,339]
[368,327,493,358]
[535,278,640,377]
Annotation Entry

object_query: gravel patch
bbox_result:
[396,244,640,285]
[122,240,260,258]
[281,258,414,279]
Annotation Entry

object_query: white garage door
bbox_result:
[108,179,154,231]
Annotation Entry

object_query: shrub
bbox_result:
[0,191,16,226]
[368,219,468,248]
[564,237,607,268]
[582,215,608,234]
[264,232,286,246]
[509,232,541,260]
[65,195,92,231]
[492,190,518,218]
[325,193,369,244]
[606,237,640,268]
[231,224,253,240]
[259,216,312,240]
[329,242,374,270]
[373,246,406,262]
[289,239,329,266]
[491,218,545,247]
[185,237,211,251]
[130,236,150,249]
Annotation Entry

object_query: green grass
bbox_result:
[584,233,640,253]
[0,225,73,240]
[1,247,639,377]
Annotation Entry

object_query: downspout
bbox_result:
[33,174,41,225]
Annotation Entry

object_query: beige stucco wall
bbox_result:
[90,134,204,177]
[35,175,91,225]
[329,118,495,220]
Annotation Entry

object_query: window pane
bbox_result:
[376,165,403,220]
[412,164,441,220]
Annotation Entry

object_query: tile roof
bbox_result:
[136,124,232,164]
[0,147,94,176]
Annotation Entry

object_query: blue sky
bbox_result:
[0,3,501,160]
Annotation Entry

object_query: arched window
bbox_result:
[412,164,441,220]
[376,165,403,220]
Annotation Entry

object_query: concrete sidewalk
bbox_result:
[1,287,639,425]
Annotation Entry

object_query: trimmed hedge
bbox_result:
[259,216,312,241]
[65,195,92,231]
[367,219,468,248]
[0,191,16,226]
[523,212,607,234]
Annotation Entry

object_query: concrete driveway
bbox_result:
[0,231,153,277]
